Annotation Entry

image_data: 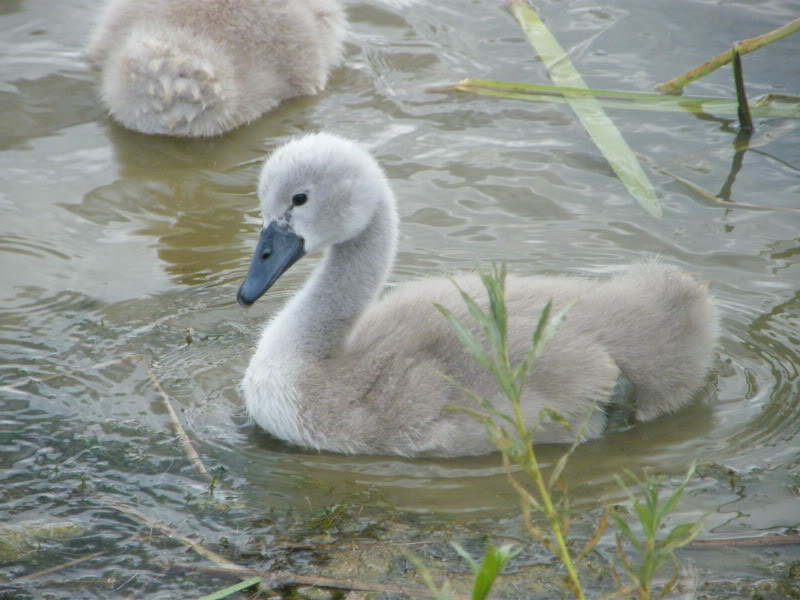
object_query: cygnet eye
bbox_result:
[292,193,308,206]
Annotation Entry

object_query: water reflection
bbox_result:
[0,71,99,151]
[0,1,22,16]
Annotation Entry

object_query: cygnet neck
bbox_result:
[270,197,398,359]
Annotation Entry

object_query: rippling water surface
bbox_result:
[1,0,799,597]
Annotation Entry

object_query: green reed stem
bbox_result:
[435,78,800,119]
[656,17,800,93]
[436,266,584,598]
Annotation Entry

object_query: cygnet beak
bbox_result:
[237,221,306,307]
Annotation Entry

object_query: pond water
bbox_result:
[1,0,799,598]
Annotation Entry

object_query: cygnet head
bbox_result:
[238,133,394,307]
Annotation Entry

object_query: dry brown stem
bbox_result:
[98,494,241,570]
[174,563,480,599]
[142,358,212,481]
[9,552,105,584]
[639,156,800,212]
[0,353,211,482]
[688,532,800,548]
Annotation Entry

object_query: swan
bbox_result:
[237,133,719,457]
[86,0,345,137]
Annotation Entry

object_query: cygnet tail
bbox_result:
[602,263,720,421]
[100,25,239,137]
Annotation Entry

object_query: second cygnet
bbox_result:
[87,0,346,137]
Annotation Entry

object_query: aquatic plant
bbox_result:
[434,2,800,217]
[435,78,800,120]
[430,264,587,598]
[412,266,705,599]
[611,465,705,599]
[406,542,522,600]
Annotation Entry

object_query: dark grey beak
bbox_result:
[237,221,306,307]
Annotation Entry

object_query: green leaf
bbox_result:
[656,482,687,525]
[610,511,642,551]
[463,543,522,600]
[634,500,655,539]
[547,452,572,492]
[637,560,655,591]
[451,542,480,574]
[510,0,662,217]
[657,555,684,600]
[645,473,663,516]
[473,271,508,367]
[531,300,553,352]
[484,267,508,346]
[615,471,641,504]
[657,463,696,523]
[198,577,262,600]
[435,303,491,369]
[659,519,704,554]
[436,370,494,410]
[457,283,506,369]
[404,550,456,600]
[536,407,571,429]
[527,303,571,374]
[457,286,491,330]
[546,401,594,490]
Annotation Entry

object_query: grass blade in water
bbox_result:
[510,0,662,217]
[438,79,800,119]
[198,577,262,600]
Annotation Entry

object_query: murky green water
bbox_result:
[2,0,799,597]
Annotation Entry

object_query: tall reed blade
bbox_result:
[510,0,662,217]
